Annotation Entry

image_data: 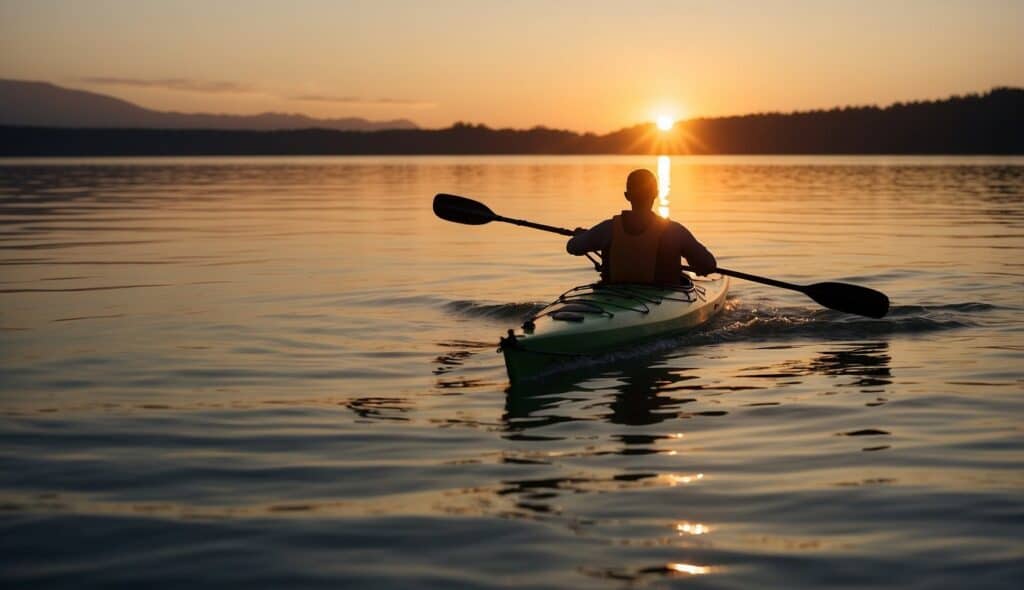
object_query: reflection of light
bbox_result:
[677,522,710,535]
[663,472,704,485]
[669,563,710,575]
[669,433,684,439]
[657,155,671,218]
[656,115,675,131]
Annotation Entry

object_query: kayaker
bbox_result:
[566,169,717,284]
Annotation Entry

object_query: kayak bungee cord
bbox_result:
[523,281,701,326]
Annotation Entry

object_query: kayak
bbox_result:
[500,272,729,382]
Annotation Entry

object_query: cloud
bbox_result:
[291,94,435,108]
[81,76,435,109]
[80,77,432,108]
[82,77,255,94]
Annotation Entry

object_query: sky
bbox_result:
[1,0,1022,131]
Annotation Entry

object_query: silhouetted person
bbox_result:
[566,169,716,284]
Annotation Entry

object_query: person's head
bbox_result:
[624,169,658,210]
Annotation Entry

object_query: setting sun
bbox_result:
[656,115,676,131]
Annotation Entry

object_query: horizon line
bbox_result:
[2,78,1020,135]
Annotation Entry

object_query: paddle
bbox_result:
[433,193,890,318]
[433,193,574,236]
[680,265,889,319]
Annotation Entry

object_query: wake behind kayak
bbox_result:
[500,272,729,383]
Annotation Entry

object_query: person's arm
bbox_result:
[566,220,612,255]
[674,224,717,275]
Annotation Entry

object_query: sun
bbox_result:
[656,114,675,131]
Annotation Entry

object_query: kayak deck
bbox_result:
[500,273,728,382]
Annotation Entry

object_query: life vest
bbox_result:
[607,212,670,284]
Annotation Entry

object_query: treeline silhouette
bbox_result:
[2,88,1021,156]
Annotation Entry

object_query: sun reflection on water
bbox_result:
[657,155,671,218]
[668,562,710,575]
[677,522,711,535]
[662,472,704,485]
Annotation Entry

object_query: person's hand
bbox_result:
[573,227,587,236]
[698,263,718,276]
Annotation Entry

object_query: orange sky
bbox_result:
[1,0,1022,131]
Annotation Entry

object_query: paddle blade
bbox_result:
[433,193,497,225]
[804,282,890,319]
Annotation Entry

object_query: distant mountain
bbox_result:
[2,86,1021,155]
[0,79,418,131]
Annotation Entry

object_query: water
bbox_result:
[1,155,1022,588]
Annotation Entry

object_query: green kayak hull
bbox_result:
[500,274,729,383]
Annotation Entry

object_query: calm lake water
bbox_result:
[1,155,1022,588]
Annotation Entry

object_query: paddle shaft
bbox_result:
[492,212,805,293]
[495,215,575,236]
[491,212,811,295]
[495,212,804,292]
[683,265,801,291]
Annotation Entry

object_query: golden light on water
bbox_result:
[668,563,710,575]
[662,472,704,485]
[657,155,671,218]
[677,522,711,535]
